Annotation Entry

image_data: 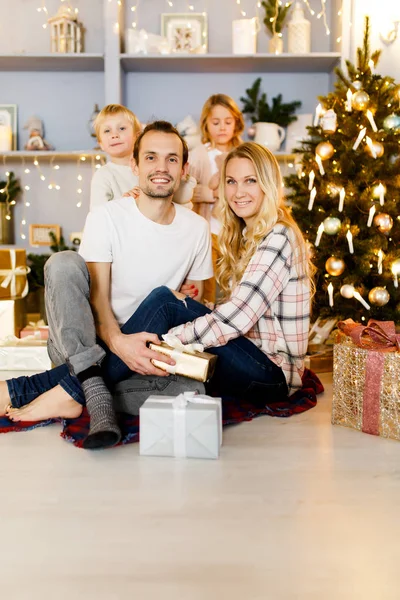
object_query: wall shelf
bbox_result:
[0,54,104,72]
[120,53,341,74]
[0,151,105,160]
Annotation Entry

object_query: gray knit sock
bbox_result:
[81,376,121,449]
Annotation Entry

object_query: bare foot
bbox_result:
[0,381,11,416]
[6,385,82,422]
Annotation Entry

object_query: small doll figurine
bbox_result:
[24,116,54,151]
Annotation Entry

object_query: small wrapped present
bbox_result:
[0,335,51,371]
[0,248,30,300]
[0,299,26,337]
[304,349,333,373]
[332,319,400,440]
[20,319,49,340]
[140,391,222,459]
[149,334,217,383]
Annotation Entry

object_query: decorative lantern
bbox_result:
[48,4,83,54]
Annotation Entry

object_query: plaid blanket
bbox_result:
[0,369,323,448]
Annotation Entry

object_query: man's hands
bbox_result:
[110,332,175,377]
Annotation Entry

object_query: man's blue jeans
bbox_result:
[7,286,288,409]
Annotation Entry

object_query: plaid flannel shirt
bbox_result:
[170,224,311,395]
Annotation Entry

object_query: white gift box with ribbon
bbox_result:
[0,335,51,371]
[140,391,222,459]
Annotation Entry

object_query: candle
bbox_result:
[346,230,354,254]
[353,127,367,150]
[376,182,385,206]
[367,204,376,227]
[315,222,324,247]
[327,282,334,307]
[308,169,315,191]
[346,88,353,112]
[368,59,374,73]
[353,291,370,310]
[366,109,378,132]
[315,154,325,176]
[314,103,323,126]
[0,125,12,152]
[365,136,377,158]
[308,187,317,210]
[338,187,345,212]
[377,249,384,274]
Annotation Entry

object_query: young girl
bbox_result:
[189,94,245,301]
[1,143,313,426]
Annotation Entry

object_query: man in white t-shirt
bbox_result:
[7,122,212,449]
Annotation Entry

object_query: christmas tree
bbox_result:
[286,17,400,324]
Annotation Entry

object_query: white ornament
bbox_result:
[321,109,337,134]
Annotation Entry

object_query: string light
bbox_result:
[302,0,315,16]
[131,0,140,28]
[316,0,330,35]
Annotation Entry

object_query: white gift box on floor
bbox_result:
[0,337,51,371]
[140,392,222,459]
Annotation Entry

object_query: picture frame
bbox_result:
[29,224,60,247]
[0,104,17,151]
[161,13,208,54]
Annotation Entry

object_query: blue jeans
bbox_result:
[7,286,288,409]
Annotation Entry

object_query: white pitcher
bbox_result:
[254,122,285,152]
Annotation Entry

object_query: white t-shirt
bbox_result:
[79,198,213,325]
[90,161,196,211]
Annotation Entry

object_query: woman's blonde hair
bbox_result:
[94,104,141,141]
[217,142,316,300]
[200,94,244,148]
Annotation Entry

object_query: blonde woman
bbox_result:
[1,142,313,424]
[189,94,245,301]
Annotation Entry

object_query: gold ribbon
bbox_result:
[0,249,31,298]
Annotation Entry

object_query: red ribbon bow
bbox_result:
[337,319,400,352]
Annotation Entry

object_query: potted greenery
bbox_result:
[0,172,21,244]
[262,0,293,54]
[241,77,302,151]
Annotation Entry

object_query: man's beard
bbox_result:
[143,173,176,199]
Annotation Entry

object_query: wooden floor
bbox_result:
[1,372,400,599]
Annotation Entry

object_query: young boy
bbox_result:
[90,104,195,210]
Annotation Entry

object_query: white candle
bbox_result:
[308,169,315,191]
[369,59,374,73]
[315,222,324,247]
[327,282,334,307]
[338,187,345,212]
[394,273,399,288]
[377,182,385,206]
[377,249,384,274]
[346,88,353,112]
[353,127,367,150]
[0,125,12,152]
[365,136,377,158]
[367,204,376,227]
[366,109,378,132]
[353,291,370,310]
[314,103,323,126]
[315,154,325,176]
[308,187,317,210]
[346,230,354,254]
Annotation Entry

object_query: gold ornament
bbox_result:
[323,216,341,235]
[352,90,370,111]
[340,284,354,298]
[325,256,345,276]
[373,212,393,233]
[368,287,390,306]
[365,140,384,158]
[316,141,334,160]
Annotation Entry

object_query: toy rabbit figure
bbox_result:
[24,116,54,151]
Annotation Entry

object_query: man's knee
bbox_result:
[148,285,174,303]
[45,251,87,284]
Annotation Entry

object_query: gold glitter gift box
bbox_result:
[149,341,218,383]
[332,320,400,441]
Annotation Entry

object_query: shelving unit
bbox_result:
[0,53,104,72]
[120,53,341,74]
[0,151,105,160]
